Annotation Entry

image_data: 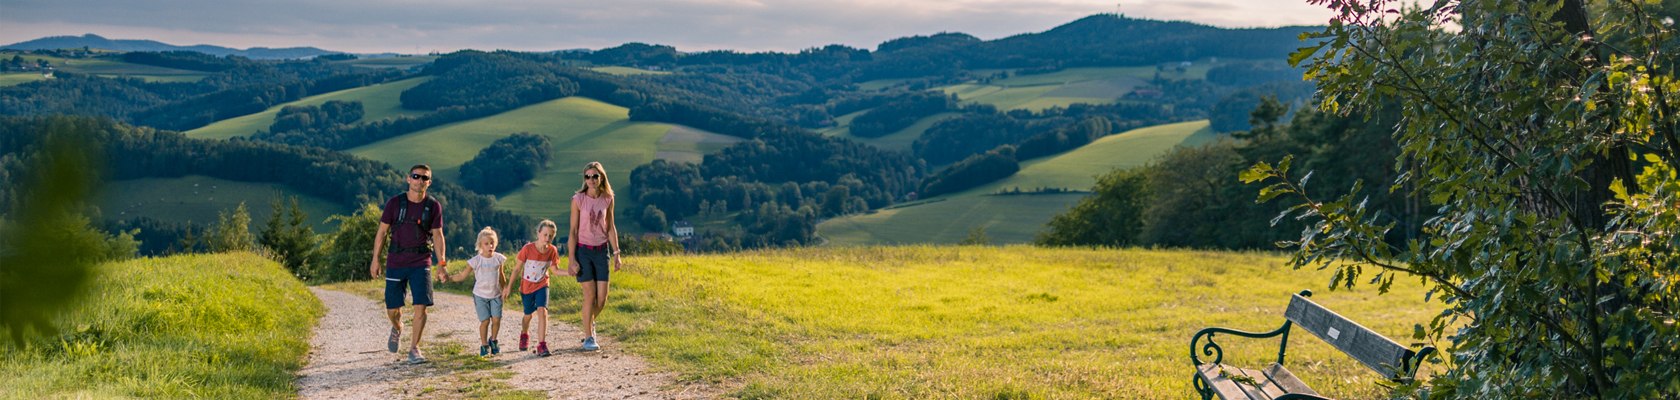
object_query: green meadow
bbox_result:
[0,72,48,87]
[937,64,1216,111]
[523,246,1440,398]
[818,120,1214,245]
[96,175,349,231]
[346,96,738,225]
[0,253,323,399]
[333,55,438,70]
[819,111,959,153]
[591,66,672,76]
[185,76,433,140]
[2,52,211,82]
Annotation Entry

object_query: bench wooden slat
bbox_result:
[1284,293,1415,379]
[1197,363,1314,400]
[1261,363,1318,396]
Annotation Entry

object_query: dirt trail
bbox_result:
[298,287,715,399]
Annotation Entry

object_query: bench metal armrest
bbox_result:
[1189,322,1293,366]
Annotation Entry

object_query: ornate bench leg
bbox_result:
[1192,371,1214,400]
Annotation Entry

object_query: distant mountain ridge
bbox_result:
[2,34,341,59]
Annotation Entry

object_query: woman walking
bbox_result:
[567,161,622,352]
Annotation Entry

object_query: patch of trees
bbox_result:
[847,92,956,137]
[629,131,922,250]
[120,51,255,72]
[0,73,174,120]
[1204,61,1304,87]
[458,133,552,194]
[401,50,578,111]
[269,100,363,134]
[917,145,1019,198]
[1207,81,1315,132]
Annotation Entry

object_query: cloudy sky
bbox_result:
[1,0,1336,54]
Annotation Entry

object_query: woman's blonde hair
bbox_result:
[576,161,615,198]
[476,226,499,247]
[535,219,557,243]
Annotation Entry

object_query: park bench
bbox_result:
[1188,290,1435,400]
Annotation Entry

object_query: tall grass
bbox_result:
[546,246,1442,398]
[0,252,324,399]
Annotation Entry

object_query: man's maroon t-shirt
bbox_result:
[380,194,442,269]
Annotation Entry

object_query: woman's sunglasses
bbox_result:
[583,174,600,180]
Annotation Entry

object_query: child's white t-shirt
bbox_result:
[468,253,508,299]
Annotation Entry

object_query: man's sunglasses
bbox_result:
[410,173,431,181]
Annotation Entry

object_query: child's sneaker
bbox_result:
[536,341,551,357]
[407,348,428,364]
[489,339,500,355]
[581,336,599,351]
[519,333,529,351]
[387,327,400,353]
[480,344,490,357]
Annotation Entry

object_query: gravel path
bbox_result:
[298,287,715,399]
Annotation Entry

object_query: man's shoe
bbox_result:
[407,349,428,364]
[387,327,400,353]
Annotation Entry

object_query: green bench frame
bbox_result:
[1188,290,1436,400]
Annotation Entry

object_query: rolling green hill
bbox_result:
[184,77,433,140]
[591,66,671,76]
[0,72,47,87]
[96,175,350,231]
[332,55,437,70]
[817,120,1214,245]
[1,51,211,82]
[936,64,1216,111]
[818,111,959,153]
[346,96,739,226]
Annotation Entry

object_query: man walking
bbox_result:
[370,164,447,364]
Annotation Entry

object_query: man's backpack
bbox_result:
[392,198,436,254]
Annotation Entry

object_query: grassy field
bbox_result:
[1,52,211,82]
[819,111,958,153]
[96,175,350,231]
[333,55,437,70]
[0,72,48,86]
[591,66,672,76]
[369,246,1438,398]
[347,96,736,226]
[0,252,324,398]
[936,64,1217,111]
[185,76,433,140]
[818,120,1215,245]
[818,194,1088,244]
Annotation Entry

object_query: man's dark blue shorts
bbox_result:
[384,266,433,309]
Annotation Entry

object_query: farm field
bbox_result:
[818,111,959,153]
[346,96,737,226]
[1,51,211,82]
[818,120,1215,245]
[185,76,433,140]
[934,63,1218,111]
